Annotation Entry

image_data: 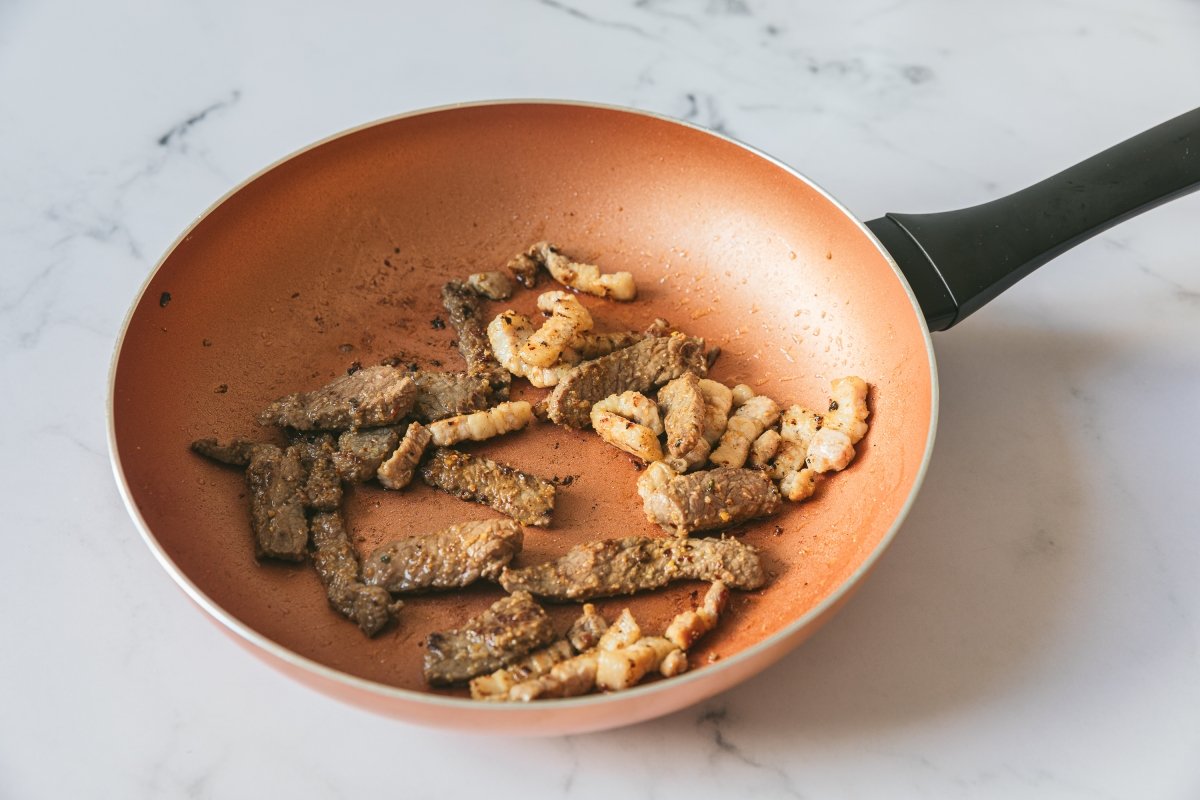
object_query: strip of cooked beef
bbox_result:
[442,280,498,373]
[288,433,342,510]
[423,591,557,685]
[361,519,523,593]
[245,444,309,561]
[376,422,431,489]
[657,372,706,458]
[258,365,416,431]
[409,368,510,423]
[332,426,400,483]
[420,448,556,527]
[641,467,781,536]
[310,510,402,636]
[190,438,266,466]
[498,535,766,600]
[545,332,707,428]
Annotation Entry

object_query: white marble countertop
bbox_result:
[3,1,1199,797]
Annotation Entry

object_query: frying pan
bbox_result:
[107,101,1200,735]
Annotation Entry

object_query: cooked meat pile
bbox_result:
[545,332,708,428]
[259,365,416,431]
[191,241,874,700]
[310,510,402,636]
[422,591,557,686]
[498,535,765,601]
[361,519,523,593]
[409,368,510,423]
[245,444,310,561]
[420,447,556,527]
[639,466,781,536]
[442,280,498,374]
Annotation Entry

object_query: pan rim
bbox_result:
[105,98,939,720]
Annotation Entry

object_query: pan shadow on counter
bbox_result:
[644,319,1138,741]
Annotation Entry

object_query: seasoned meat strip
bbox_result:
[641,466,781,536]
[423,591,557,685]
[657,372,706,458]
[420,448,556,527]
[258,366,416,431]
[288,434,341,511]
[310,511,402,637]
[410,368,510,423]
[245,444,309,561]
[442,280,498,373]
[545,332,708,428]
[332,427,400,483]
[191,437,267,466]
[376,422,431,490]
[361,519,523,593]
[499,535,766,600]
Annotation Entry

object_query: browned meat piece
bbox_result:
[410,368,510,423]
[310,511,402,636]
[505,250,541,289]
[361,519,523,593]
[288,434,341,511]
[465,271,514,300]
[657,372,706,457]
[376,422,431,489]
[245,444,309,561]
[423,591,557,685]
[442,280,498,373]
[499,535,766,600]
[420,448,556,527]
[566,603,610,652]
[190,437,267,466]
[258,366,416,431]
[545,332,707,428]
[642,467,781,536]
[332,427,400,483]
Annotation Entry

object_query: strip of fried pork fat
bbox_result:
[499,535,765,601]
[420,447,556,527]
[422,591,557,686]
[361,519,523,593]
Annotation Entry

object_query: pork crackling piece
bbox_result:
[504,608,643,702]
[361,519,523,593]
[310,511,402,637]
[442,280,500,374]
[422,590,557,686]
[510,241,637,301]
[409,368,510,423]
[258,366,416,431]
[420,447,556,527]
[640,466,781,537]
[546,332,707,428]
[590,391,665,463]
[428,401,533,447]
[519,291,594,369]
[823,376,870,444]
[375,422,431,490]
[498,535,766,601]
[488,311,576,388]
[709,394,781,469]
[465,270,514,300]
[245,444,310,561]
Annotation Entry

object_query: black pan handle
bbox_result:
[866,107,1200,331]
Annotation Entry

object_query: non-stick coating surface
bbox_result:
[111,103,933,721]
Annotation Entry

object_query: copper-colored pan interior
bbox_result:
[112,103,933,700]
